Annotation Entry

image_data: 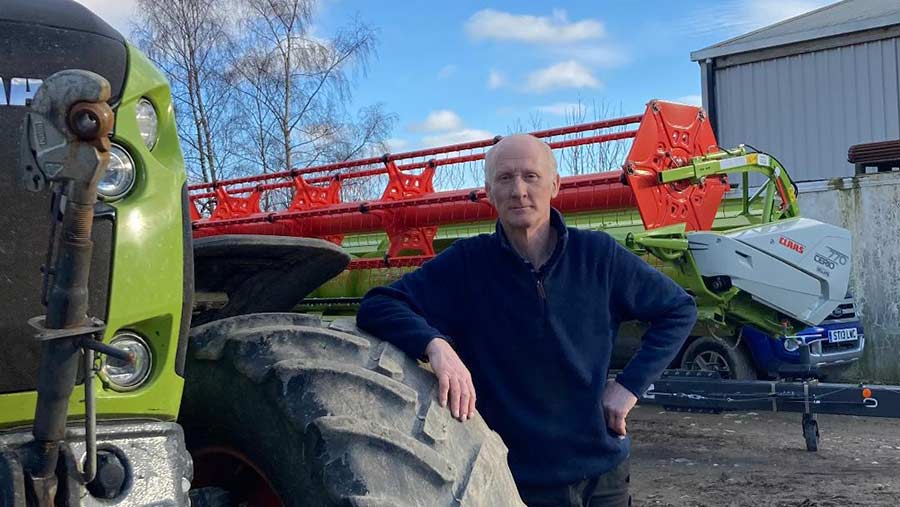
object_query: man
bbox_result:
[357,134,697,507]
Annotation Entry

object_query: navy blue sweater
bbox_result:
[356,209,697,486]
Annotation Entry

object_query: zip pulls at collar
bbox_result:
[494,209,570,270]
[493,209,568,303]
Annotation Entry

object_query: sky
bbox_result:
[77,0,834,152]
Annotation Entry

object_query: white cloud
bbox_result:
[525,61,600,93]
[75,0,137,34]
[422,129,493,148]
[465,9,604,44]
[384,138,410,153]
[411,110,491,149]
[488,69,505,89]
[437,64,457,79]
[535,102,587,117]
[412,110,464,132]
[556,45,630,68]
[674,94,703,106]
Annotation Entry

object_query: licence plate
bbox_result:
[828,328,858,343]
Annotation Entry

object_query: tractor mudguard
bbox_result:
[192,235,350,326]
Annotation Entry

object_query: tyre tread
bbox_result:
[183,314,523,506]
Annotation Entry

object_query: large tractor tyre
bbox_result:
[179,313,524,507]
[679,336,757,380]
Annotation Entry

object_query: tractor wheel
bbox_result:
[179,313,524,506]
[680,336,756,380]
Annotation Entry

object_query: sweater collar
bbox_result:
[496,208,569,271]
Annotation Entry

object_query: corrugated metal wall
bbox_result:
[714,37,900,182]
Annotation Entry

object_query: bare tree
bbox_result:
[132,0,236,184]
[559,99,631,176]
[234,1,392,170]
[228,47,281,176]
[219,0,394,208]
[506,113,546,135]
[506,99,631,177]
[132,0,396,199]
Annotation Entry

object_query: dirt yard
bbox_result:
[628,405,900,506]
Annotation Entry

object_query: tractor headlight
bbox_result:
[98,144,136,200]
[135,98,158,150]
[102,333,152,390]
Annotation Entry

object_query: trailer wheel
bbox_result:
[179,313,524,506]
[802,413,819,452]
[680,337,756,380]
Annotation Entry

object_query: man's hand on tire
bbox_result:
[426,337,476,422]
[602,380,638,437]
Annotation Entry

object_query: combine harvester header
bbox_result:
[189,101,797,269]
[190,101,748,265]
[189,100,827,328]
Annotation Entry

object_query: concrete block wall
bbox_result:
[797,172,900,383]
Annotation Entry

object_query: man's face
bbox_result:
[485,137,560,233]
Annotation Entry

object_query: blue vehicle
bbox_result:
[742,295,864,379]
[613,294,864,380]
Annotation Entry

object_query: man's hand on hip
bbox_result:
[602,380,638,437]
[426,337,476,422]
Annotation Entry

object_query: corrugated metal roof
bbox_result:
[691,0,900,61]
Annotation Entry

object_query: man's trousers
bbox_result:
[517,457,631,507]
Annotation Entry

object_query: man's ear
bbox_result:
[551,172,561,198]
[485,181,494,205]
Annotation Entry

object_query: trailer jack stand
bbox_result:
[802,413,819,451]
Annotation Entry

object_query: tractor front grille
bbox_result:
[0,210,113,395]
[0,10,125,394]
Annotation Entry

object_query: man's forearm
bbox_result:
[357,245,464,360]
[615,302,697,397]
[357,288,447,359]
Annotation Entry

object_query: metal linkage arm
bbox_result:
[657,148,801,223]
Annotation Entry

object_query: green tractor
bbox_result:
[0,1,521,505]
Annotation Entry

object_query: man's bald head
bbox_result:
[483,133,561,234]
[484,134,557,185]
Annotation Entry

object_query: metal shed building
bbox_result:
[692,0,900,182]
